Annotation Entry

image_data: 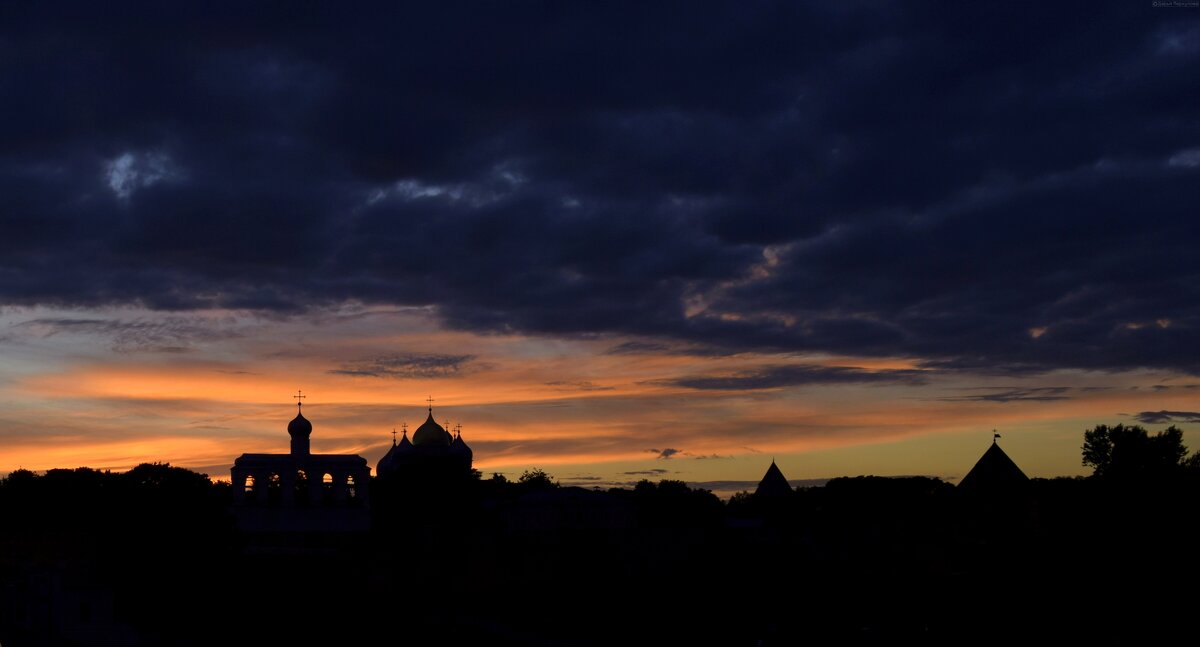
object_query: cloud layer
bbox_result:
[0,3,1196,376]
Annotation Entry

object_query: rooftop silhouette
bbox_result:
[957,435,1030,493]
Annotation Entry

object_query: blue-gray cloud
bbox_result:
[14,316,239,352]
[1133,410,1200,424]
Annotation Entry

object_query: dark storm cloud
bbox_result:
[661,364,927,391]
[329,353,474,379]
[603,341,675,356]
[1,2,1197,372]
[1133,410,1200,424]
[603,340,736,358]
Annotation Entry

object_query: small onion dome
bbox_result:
[412,411,452,447]
[376,443,396,475]
[287,408,313,438]
[394,430,416,455]
[450,433,473,462]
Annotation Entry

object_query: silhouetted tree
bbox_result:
[727,490,754,506]
[0,467,37,486]
[620,479,723,528]
[517,468,557,491]
[1082,424,1192,480]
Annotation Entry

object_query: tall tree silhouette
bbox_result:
[1082,424,1191,480]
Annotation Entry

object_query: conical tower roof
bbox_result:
[754,460,793,497]
[958,439,1029,492]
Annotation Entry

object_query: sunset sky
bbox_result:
[1,3,1197,494]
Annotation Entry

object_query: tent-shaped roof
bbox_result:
[754,460,794,497]
[958,440,1029,492]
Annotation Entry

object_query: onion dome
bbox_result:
[412,410,452,447]
[394,429,416,455]
[287,407,312,439]
[450,429,473,463]
[376,443,396,475]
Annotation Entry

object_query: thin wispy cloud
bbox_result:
[328,353,475,379]
[660,365,928,391]
[544,380,615,392]
[623,469,670,476]
[939,387,1073,403]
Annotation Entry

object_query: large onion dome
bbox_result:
[412,411,452,447]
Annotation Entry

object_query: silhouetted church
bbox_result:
[230,394,371,532]
[958,434,1029,493]
[375,401,473,481]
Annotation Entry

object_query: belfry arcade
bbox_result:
[230,392,371,531]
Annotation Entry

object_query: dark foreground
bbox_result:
[1,466,1195,646]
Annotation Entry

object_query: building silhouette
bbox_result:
[375,401,473,481]
[230,395,371,532]
[754,459,794,498]
[957,434,1029,493]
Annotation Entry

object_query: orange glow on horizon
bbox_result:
[2,308,1196,483]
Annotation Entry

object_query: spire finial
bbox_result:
[401,421,408,438]
[391,428,397,445]
[426,395,434,413]
[993,429,1001,444]
[293,389,306,410]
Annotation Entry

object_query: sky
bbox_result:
[1,2,1198,495]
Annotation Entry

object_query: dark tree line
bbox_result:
[2,424,1198,646]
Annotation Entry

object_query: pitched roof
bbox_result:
[957,441,1029,492]
[754,461,794,497]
